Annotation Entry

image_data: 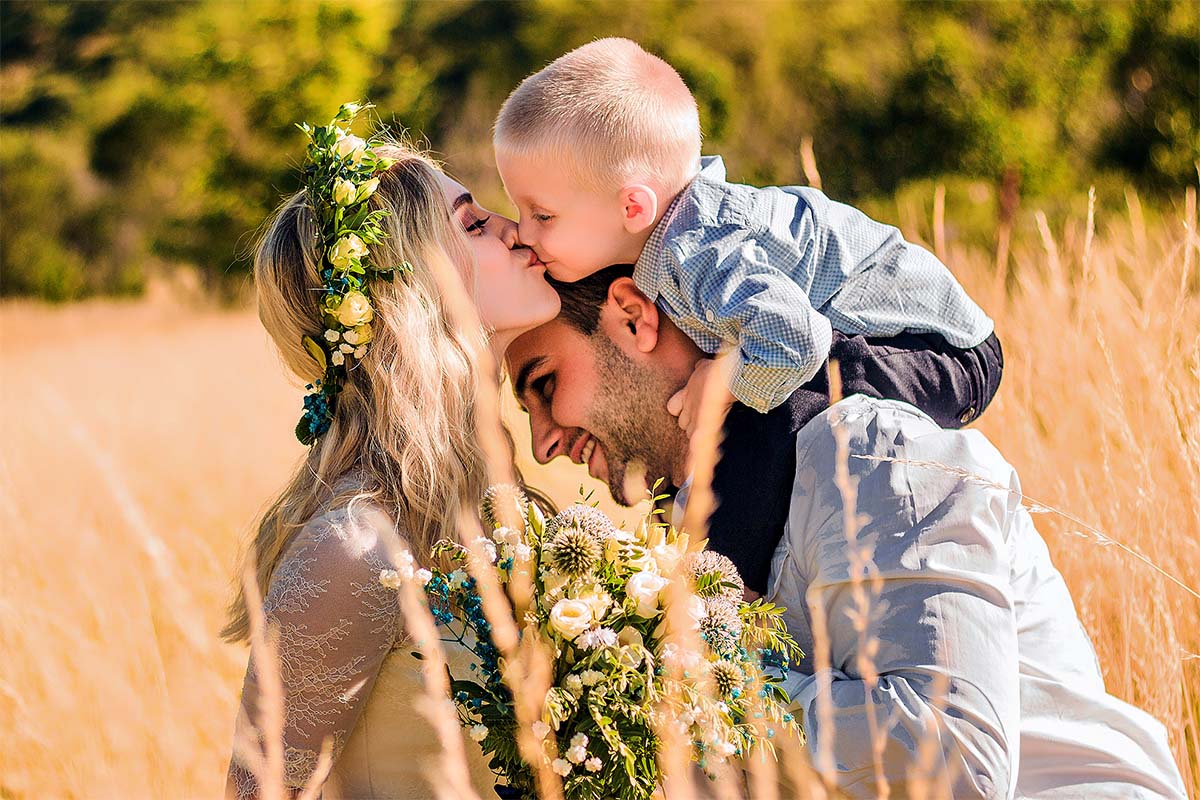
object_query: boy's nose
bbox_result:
[517,220,537,249]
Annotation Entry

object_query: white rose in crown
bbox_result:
[626,571,669,618]
[335,133,367,164]
[550,598,593,640]
[335,291,374,328]
[329,233,368,271]
[333,179,357,207]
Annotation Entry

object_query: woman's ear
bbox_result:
[619,184,659,234]
[606,277,661,354]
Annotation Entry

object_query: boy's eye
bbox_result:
[532,213,554,224]
[464,215,491,235]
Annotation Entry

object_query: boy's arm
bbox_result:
[678,234,833,413]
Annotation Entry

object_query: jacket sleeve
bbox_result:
[773,400,1021,798]
[674,226,833,413]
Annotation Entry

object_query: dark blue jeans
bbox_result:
[705,330,1004,593]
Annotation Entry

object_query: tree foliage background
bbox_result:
[1,0,1196,300]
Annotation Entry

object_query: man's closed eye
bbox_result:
[532,374,554,403]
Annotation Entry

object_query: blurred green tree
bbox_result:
[0,0,1195,300]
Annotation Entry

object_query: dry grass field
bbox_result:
[2,192,1197,799]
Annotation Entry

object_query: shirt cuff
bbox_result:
[729,361,811,413]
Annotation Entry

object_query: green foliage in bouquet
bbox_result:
[383,483,803,799]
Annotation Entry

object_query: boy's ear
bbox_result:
[619,184,659,234]
[606,277,661,354]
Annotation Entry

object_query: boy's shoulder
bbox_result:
[667,155,766,235]
[664,154,817,247]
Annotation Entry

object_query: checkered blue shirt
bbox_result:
[633,156,994,412]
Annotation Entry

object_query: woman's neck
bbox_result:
[487,328,521,366]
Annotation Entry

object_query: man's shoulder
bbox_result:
[794,394,1012,488]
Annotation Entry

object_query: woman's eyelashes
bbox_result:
[464,214,492,235]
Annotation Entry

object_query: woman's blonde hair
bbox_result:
[221,141,489,643]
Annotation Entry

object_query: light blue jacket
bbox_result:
[634,156,994,412]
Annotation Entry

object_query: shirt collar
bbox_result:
[632,156,727,298]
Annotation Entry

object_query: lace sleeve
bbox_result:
[226,503,404,799]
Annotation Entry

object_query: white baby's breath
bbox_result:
[578,626,618,650]
[579,669,604,687]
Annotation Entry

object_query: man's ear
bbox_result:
[606,277,661,354]
[619,184,659,234]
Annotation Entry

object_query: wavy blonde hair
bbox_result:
[221,142,492,643]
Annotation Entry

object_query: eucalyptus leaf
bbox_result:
[301,334,327,371]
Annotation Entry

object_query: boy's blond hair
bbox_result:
[494,38,702,196]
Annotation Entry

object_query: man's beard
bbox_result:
[588,333,688,506]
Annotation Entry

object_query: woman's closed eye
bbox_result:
[464,214,492,235]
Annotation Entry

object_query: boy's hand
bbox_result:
[667,357,736,441]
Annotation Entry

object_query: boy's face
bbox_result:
[496,151,635,282]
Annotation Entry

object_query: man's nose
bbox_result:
[529,413,566,465]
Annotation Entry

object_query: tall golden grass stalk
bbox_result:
[1,181,1197,797]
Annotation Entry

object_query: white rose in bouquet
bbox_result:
[626,570,669,618]
[381,484,803,799]
[550,598,593,640]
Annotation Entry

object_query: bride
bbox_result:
[223,129,560,798]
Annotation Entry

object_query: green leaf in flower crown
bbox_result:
[334,102,362,121]
[301,335,327,371]
[295,416,315,446]
[343,205,370,234]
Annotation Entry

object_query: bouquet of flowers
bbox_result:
[382,484,802,798]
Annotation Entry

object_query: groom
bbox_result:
[505,266,1185,799]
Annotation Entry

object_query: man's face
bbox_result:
[495,151,632,282]
[506,318,688,506]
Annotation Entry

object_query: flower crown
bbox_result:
[293,102,410,445]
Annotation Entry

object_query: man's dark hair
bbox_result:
[548,263,635,336]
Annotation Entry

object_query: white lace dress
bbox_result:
[227,501,498,799]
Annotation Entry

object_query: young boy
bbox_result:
[494,38,1003,592]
